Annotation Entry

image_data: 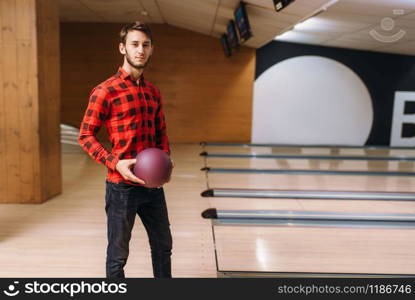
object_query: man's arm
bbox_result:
[78,86,144,184]
[154,89,171,155]
[78,87,119,170]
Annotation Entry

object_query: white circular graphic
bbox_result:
[252,56,373,145]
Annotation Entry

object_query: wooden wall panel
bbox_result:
[0,0,31,203]
[60,23,255,143]
[0,0,60,203]
[16,41,37,203]
[2,43,21,203]
[36,0,61,201]
[0,44,4,202]
[0,4,4,202]
[17,0,38,204]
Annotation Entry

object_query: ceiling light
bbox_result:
[274,30,297,41]
[294,18,321,30]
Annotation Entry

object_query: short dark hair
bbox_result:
[119,21,153,44]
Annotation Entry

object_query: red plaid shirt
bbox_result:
[78,67,170,184]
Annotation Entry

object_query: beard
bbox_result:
[125,49,151,70]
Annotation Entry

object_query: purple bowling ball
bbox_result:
[133,148,172,188]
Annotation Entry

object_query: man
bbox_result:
[78,21,173,278]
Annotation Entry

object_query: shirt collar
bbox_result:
[117,67,146,86]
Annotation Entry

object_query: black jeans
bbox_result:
[105,181,172,278]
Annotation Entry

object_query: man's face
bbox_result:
[120,30,153,69]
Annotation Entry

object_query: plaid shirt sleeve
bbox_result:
[155,89,170,155]
[78,86,119,171]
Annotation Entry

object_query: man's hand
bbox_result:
[115,159,145,184]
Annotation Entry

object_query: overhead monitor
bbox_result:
[226,20,239,49]
[273,0,295,12]
[234,1,252,42]
[220,34,232,57]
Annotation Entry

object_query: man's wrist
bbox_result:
[108,156,120,171]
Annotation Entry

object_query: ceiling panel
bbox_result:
[58,0,415,56]
[140,0,164,23]
[327,0,415,17]
[77,0,146,22]
[244,0,275,10]
[157,0,219,35]
[275,0,415,56]
[281,0,335,17]
[59,0,104,22]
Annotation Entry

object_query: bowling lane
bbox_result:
[203,146,415,158]
[205,157,415,172]
[213,225,415,275]
[206,197,415,214]
[206,173,415,192]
